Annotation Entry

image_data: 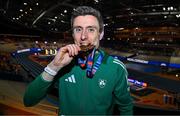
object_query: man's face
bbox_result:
[72,15,100,49]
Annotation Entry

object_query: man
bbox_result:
[23,6,133,115]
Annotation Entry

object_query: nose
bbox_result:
[81,29,87,40]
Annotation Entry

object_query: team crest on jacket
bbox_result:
[98,79,107,88]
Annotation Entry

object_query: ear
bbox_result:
[99,31,104,40]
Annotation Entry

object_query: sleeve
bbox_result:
[23,74,54,107]
[113,66,134,115]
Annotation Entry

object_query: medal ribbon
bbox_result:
[78,48,104,78]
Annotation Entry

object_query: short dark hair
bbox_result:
[71,6,104,33]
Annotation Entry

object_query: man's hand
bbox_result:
[48,44,81,72]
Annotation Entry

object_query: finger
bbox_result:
[72,44,79,55]
[54,47,66,62]
[76,44,81,52]
[66,45,73,57]
[70,44,77,56]
[54,48,62,60]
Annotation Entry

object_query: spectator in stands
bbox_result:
[23,6,133,115]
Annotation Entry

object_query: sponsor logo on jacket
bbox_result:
[65,74,76,83]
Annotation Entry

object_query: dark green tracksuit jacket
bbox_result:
[24,50,133,115]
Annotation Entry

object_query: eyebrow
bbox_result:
[73,25,98,29]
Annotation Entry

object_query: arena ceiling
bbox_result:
[0,0,180,36]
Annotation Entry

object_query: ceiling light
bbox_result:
[20,9,23,12]
[170,6,173,10]
[94,0,99,3]
[163,7,166,11]
[24,3,27,5]
[167,7,171,11]
[64,10,67,13]
[36,3,39,6]
[104,24,108,26]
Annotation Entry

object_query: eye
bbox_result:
[73,27,82,33]
[87,27,96,33]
